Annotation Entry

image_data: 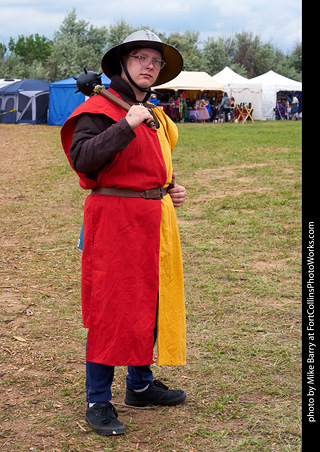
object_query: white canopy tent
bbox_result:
[154,71,224,94]
[153,71,223,122]
[213,67,263,120]
[249,70,302,120]
[0,78,21,89]
[228,83,263,120]
[213,66,249,84]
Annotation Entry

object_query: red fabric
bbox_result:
[61,89,167,190]
[83,195,161,365]
[61,91,169,366]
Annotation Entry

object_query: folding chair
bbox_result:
[242,103,254,123]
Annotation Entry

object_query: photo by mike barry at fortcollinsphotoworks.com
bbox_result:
[303,220,318,447]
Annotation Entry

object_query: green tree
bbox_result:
[105,21,136,50]
[251,42,278,77]
[232,31,262,78]
[228,62,248,78]
[166,30,204,71]
[46,8,108,80]
[0,53,49,80]
[0,14,302,83]
[0,43,7,61]
[202,36,237,75]
[8,34,52,63]
[284,42,302,81]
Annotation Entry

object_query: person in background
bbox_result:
[149,93,160,105]
[290,93,299,120]
[61,29,187,437]
[220,92,231,122]
[198,99,210,123]
[275,103,286,120]
[229,96,236,121]
[205,98,211,122]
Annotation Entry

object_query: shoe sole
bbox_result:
[125,392,187,407]
[85,416,125,436]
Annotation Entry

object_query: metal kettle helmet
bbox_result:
[101,29,183,88]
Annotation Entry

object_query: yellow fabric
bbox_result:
[153,108,186,366]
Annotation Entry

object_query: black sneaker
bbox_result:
[85,402,125,435]
[125,379,187,407]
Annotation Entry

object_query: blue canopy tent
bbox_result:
[0,79,49,124]
[48,74,111,126]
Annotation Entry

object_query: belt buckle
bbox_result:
[152,187,163,200]
[146,187,163,199]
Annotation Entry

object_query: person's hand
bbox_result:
[125,105,154,130]
[168,173,186,207]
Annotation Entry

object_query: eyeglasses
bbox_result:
[128,54,166,70]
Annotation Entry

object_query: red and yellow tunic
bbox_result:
[61,89,186,367]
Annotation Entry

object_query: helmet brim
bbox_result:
[101,40,183,86]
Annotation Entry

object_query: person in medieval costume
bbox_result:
[61,30,187,436]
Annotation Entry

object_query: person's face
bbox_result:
[122,48,162,90]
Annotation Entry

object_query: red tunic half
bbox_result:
[61,90,186,366]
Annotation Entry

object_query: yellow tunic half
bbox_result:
[153,107,186,366]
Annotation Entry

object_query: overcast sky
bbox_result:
[0,0,302,53]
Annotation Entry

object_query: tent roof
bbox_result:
[47,74,111,126]
[0,78,49,94]
[50,77,78,88]
[50,74,111,89]
[213,66,248,84]
[249,70,302,90]
[154,71,224,91]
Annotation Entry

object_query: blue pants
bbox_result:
[86,308,158,403]
[223,108,230,122]
[86,361,154,402]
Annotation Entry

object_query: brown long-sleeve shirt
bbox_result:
[69,75,158,182]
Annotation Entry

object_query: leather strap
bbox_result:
[91,186,169,200]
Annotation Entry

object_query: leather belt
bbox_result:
[91,186,169,200]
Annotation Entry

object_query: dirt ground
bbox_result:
[0,124,302,452]
[0,125,215,451]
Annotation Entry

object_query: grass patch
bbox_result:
[0,121,301,451]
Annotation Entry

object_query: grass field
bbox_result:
[0,120,302,451]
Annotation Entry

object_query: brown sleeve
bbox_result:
[69,113,136,173]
